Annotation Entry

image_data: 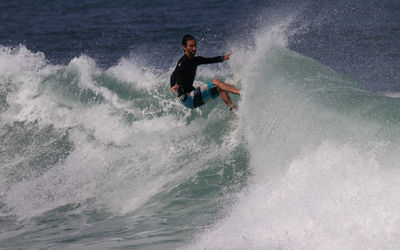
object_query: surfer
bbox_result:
[170,34,240,111]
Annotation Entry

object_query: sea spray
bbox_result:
[188,25,400,249]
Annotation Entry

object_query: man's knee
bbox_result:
[212,78,221,84]
[212,79,222,89]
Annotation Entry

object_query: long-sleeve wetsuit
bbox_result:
[170,54,224,97]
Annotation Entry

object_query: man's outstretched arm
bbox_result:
[196,52,233,64]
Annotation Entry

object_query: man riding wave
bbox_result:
[170,34,240,111]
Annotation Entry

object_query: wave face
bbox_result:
[187,26,400,249]
[1,2,400,248]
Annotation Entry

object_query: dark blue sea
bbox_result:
[0,0,399,249]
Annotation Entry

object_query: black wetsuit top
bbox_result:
[170,54,224,97]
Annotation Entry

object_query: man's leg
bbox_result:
[212,79,240,95]
[219,90,235,109]
[212,79,240,109]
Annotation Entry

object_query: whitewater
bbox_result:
[1,17,400,250]
[188,26,400,250]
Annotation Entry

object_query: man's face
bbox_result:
[183,39,196,58]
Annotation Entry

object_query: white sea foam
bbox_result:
[188,142,400,250]
[107,58,160,90]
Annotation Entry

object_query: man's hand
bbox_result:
[224,52,232,61]
[171,84,179,93]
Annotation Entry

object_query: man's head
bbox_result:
[182,34,196,58]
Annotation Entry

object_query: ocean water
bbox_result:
[0,0,399,249]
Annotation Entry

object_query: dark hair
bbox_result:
[182,34,195,46]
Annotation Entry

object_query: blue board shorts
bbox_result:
[180,81,220,108]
